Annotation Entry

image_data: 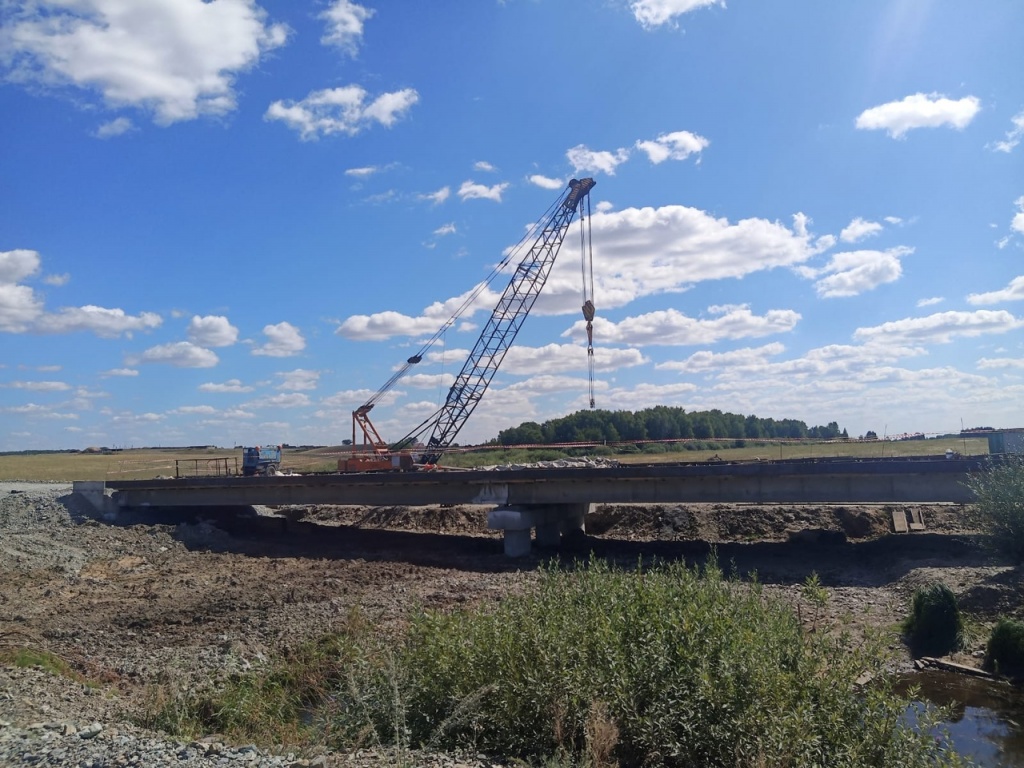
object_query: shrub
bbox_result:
[986,617,1024,678]
[967,455,1024,561]
[903,584,964,657]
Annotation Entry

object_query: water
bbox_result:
[899,670,1024,767]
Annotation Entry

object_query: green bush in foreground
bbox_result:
[986,617,1024,678]
[968,455,1024,561]
[148,560,966,767]
[903,584,964,658]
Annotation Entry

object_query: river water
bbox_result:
[900,671,1024,767]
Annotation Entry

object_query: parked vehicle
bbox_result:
[242,445,282,476]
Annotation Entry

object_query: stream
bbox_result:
[899,670,1024,766]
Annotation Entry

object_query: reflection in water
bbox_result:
[898,671,1024,767]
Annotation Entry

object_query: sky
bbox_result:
[1,0,1023,452]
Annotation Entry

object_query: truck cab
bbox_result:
[241,445,282,476]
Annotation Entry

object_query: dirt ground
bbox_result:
[1,483,1022,763]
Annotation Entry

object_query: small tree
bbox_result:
[986,617,1024,678]
[967,455,1024,562]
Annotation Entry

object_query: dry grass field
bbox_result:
[0,437,990,481]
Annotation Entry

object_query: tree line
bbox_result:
[495,406,848,446]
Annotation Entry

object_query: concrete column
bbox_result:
[72,480,118,520]
[487,506,536,557]
[488,503,592,556]
[560,502,590,546]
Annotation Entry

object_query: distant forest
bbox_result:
[495,406,848,446]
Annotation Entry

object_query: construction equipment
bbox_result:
[242,445,282,476]
[343,177,596,471]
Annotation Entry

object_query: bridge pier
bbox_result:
[487,503,591,557]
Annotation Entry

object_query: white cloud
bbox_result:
[277,369,320,391]
[265,86,419,140]
[345,166,378,178]
[575,305,800,347]
[916,296,944,308]
[320,0,373,56]
[132,341,219,368]
[567,144,630,175]
[990,110,1024,153]
[1,0,288,124]
[5,380,71,391]
[1012,196,1024,235]
[635,130,709,164]
[338,203,823,341]
[253,321,306,357]
[35,305,162,337]
[853,310,1022,345]
[657,342,786,373]
[0,249,40,283]
[474,161,497,172]
[94,117,134,139]
[977,357,1024,370]
[255,392,311,408]
[966,276,1024,305]
[855,93,981,139]
[528,174,565,190]
[804,247,911,298]
[187,315,239,347]
[502,343,647,376]
[199,378,253,393]
[42,273,70,286]
[419,186,450,205]
[174,405,217,415]
[458,180,509,202]
[102,368,139,377]
[839,217,883,243]
[630,0,724,29]
[433,223,456,236]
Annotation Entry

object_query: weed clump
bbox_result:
[986,617,1024,678]
[903,583,964,657]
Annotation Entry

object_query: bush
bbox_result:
[903,584,964,657]
[986,617,1024,678]
[967,455,1024,561]
[150,562,967,766]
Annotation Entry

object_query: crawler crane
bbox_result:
[341,177,596,471]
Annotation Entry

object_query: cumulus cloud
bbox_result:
[853,310,1022,345]
[528,174,565,190]
[0,0,288,124]
[199,378,254,393]
[967,276,1024,305]
[855,93,981,139]
[630,0,724,29]
[574,305,800,347]
[474,161,497,172]
[458,181,509,202]
[43,273,69,286]
[252,321,305,357]
[567,144,630,175]
[345,166,378,178]
[265,85,419,140]
[839,217,883,243]
[320,0,373,56]
[1012,196,1024,235]
[3,248,162,337]
[501,343,647,376]
[187,315,239,347]
[4,380,71,391]
[338,203,824,341]
[977,357,1024,370]
[991,110,1024,153]
[102,368,139,377]
[433,223,456,236]
[802,247,911,298]
[916,297,944,308]
[635,130,709,164]
[277,368,320,391]
[657,342,787,373]
[131,341,219,368]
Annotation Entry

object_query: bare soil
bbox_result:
[2,484,1022,764]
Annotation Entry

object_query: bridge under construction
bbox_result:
[73,455,990,557]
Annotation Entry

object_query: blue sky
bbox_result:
[2,0,1023,451]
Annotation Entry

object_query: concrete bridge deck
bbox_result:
[74,455,991,556]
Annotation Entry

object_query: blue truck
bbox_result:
[241,445,282,476]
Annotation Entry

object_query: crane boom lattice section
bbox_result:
[415,177,596,464]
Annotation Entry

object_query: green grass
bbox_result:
[145,560,968,767]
